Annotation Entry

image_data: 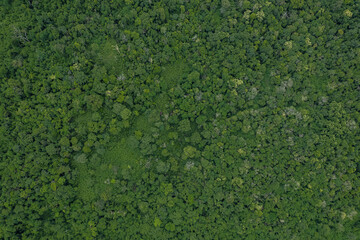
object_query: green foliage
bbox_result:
[161,60,188,90]
[182,146,198,160]
[1,0,359,239]
[154,217,162,228]
[178,119,191,133]
[104,137,140,170]
[120,108,131,120]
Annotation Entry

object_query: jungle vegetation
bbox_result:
[0,0,359,239]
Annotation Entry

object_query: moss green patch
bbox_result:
[76,134,142,202]
[134,114,153,134]
[74,96,171,202]
[73,161,98,202]
[161,60,189,90]
[153,93,169,112]
[104,137,141,169]
[78,175,97,202]
[75,111,92,125]
[97,40,125,75]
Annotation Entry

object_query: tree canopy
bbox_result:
[0,0,359,239]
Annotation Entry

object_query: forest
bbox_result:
[0,0,359,239]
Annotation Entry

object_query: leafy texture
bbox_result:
[0,0,359,239]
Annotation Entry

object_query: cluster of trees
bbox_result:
[0,0,359,239]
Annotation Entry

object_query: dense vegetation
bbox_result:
[1,0,359,239]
